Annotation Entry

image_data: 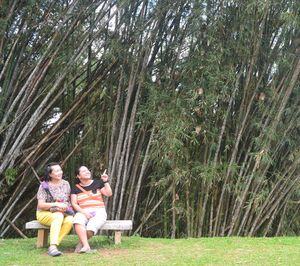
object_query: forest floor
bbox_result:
[0,235,299,265]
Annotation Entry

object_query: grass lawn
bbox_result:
[0,235,299,265]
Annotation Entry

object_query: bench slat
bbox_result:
[26,220,132,230]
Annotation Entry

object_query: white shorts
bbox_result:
[73,208,107,235]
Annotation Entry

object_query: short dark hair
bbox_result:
[44,162,60,181]
[75,166,83,184]
[75,166,82,177]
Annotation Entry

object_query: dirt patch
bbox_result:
[100,248,129,256]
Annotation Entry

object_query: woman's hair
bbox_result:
[75,166,82,177]
[75,166,83,184]
[44,162,60,182]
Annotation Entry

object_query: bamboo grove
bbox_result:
[0,0,299,239]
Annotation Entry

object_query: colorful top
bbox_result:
[36,179,71,211]
[71,180,105,209]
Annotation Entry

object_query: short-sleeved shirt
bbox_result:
[36,179,71,211]
[71,179,105,209]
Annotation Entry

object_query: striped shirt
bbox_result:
[71,180,105,209]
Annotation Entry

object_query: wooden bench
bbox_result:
[25,220,133,248]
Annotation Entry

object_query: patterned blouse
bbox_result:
[36,179,71,211]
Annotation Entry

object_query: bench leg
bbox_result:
[37,229,48,248]
[114,231,122,244]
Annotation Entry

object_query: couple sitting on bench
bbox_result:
[36,162,112,256]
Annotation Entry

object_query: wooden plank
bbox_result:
[26,221,49,229]
[26,220,133,230]
[114,231,122,244]
[102,220,133,230]
[36,229,48,248]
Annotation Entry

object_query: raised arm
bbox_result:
[100,171,113,196]
[100,182,113,197]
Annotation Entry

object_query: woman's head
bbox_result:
[75,166,92,183]
[44,162,63,182]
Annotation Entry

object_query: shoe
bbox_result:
[79,246,91,253]
[48,246,62,256]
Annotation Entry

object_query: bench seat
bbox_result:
[26,220,132,247]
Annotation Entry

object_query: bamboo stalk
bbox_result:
[5,218,27,239]
[134,186,172,235]
[0,195,36,237]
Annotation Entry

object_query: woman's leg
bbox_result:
[58,215,73,244]
[36,211,64,246]
[87,208,107,236]
[75,224,90,249]
[73,212,90,251]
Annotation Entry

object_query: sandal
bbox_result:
[75,242,83,253]
[79,247,97,254]
[48,246,62,257]
[79,246,91,253]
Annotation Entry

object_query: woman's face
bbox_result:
[78,166,92,180]
[49,164,63,181]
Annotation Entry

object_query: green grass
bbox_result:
[0,235,299,265]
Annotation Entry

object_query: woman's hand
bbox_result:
[55,202,68,210]
[101,169,109,183]
[100,169,113,197]
[81,209,93,219]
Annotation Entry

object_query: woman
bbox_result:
[36,162,73,256]
[71,166,112,253]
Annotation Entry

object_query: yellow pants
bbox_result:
[36,211,73,246]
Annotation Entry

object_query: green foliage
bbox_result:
[4,168,18,186]
[1,0,300,239]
